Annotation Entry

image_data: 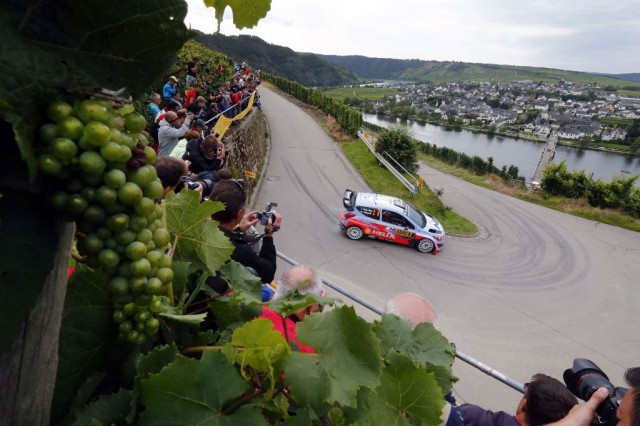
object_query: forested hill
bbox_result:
[195,33,361,87]
[319,54,640,87]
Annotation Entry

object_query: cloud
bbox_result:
[184,0,640,73]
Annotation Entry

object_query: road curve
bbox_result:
[252,86,640,411]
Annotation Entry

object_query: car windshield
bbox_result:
[406,204,426,228]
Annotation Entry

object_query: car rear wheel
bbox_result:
[416,238,434,253]
[346,226,364,240]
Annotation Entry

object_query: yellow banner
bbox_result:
[212,92,256,139]
[212,115,233,139]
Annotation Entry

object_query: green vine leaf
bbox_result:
[202,0,272,31]
[140,350,263,425]
[219,260,263,304]
[282,306,381,410]
[165,190,234,275]
[51,264,119,423]
[373,314,456,394]
[136,344,179,379]
[267,290,336,318]
[71,388,133,426]
[229,318,290,393]
[346,352,445,425]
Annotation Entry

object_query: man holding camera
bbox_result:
[157,110,194,157]
[209,179,282,286]
[457,374,578,426]
[182,134,226,176]
[549,367,639,426]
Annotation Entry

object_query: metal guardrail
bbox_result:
[276,250,526,394]
[357,130,419,195]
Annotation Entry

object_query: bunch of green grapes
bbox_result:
[38,99,172,345]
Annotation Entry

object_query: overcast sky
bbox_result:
[184,0,640,74]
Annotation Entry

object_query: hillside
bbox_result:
[195,33,360,87]
[319,54,640,87]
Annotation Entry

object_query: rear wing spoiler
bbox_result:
[343,189,357,211]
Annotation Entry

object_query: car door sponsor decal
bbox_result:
[367,227,394,239]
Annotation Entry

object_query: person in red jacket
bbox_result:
[259,265,326,353]
[184,84,201,107]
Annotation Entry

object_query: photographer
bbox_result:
[458,374,578,426]
[549,367,639,426]
[182,134,226,176]
[157,110,194,157]
[209,179,282,286]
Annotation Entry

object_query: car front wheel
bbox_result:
[346,226,364,240]
[416,238,434,253]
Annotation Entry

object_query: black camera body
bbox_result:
[179,175,215,200]
[564,358,628,426]
[257,202,277,226]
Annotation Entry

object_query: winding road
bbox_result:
[251,86,640,411]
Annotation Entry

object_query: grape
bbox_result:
[125,241,147,260]
[118,182,143,206]
[129,276,147,294]
[84,121,111,147]
[144,318,160,335]
[136,228,153,244]
[79,151,106,175]
[76,99,108,124]
[47,100,74,123]
[130,258,151,277]
[50,138,78,161]
[38,154,63,176]
[57,116,84,140]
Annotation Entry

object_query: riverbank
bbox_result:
[370,113,640,157]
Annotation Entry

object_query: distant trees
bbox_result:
[419,142,524,184]
[541,161,640,217]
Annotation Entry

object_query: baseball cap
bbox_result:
[191,119,207,130]
[169,76,178,82]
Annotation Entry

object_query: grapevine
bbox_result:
[38,98,171,345]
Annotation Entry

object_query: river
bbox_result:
[363,113,640,184]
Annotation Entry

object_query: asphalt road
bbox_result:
[252,86,640,412]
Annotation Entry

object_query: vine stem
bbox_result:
[181,345,224,354]
[220,389,264,416]
[165,232,180,306]
[182,272,207,309]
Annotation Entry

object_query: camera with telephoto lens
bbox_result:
[178,175,215,200]
[256,202,278,226]
[563,358,628,426]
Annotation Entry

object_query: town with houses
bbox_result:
[372,80,640,146]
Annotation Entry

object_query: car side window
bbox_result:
[357,206,380,220]
[381,210,410,227]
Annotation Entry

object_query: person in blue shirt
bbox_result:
[148,93,161,119]
[162,76,179,101]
